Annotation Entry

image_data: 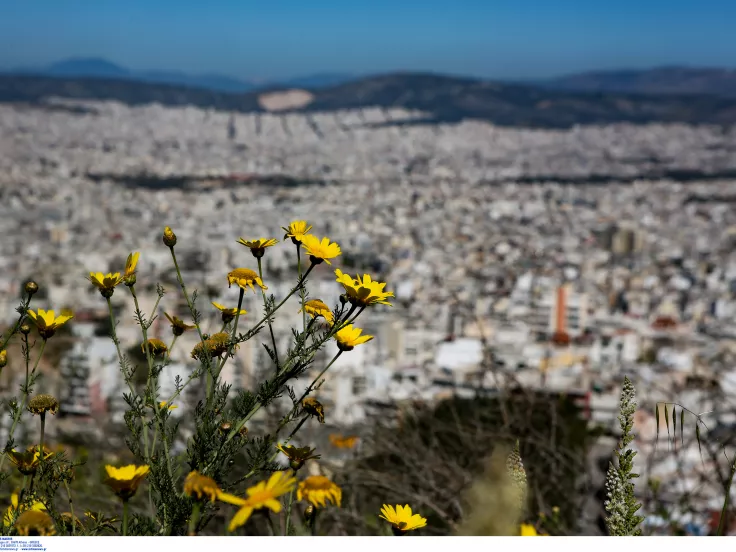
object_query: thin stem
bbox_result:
[38,413,46,472]
[188,502,200,536]
[0,339,46,472]
[258,257,280,371]
[215,288,245,383]
[297,247,306,332]
[296,351,343,406]
[122,499,129,536]
[718,459,736,535]
[0,296,31,351]
[63,480,75,535]
[284,482,296,535]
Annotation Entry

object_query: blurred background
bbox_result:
[1,0,736,535]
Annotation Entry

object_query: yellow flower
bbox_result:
[123,252,140,285]
[302,397,325,423]
[379,504,427,535]
[87,272,123,297]
[164,312,195,336]
[158,401,177,411]
[520,523,546,536]
[28,394,59,416]
[334,324,373,351]
[6,446,53,475]
[276,444,320,471]
[227,268,267,293]
[3,492,46,528]
[183,471,222,503]
[103,464,150,501]
[191,332,233,360]
[27,308,73,340]
[300,299,333,324]
[163,226,177,247]
[14,509,56,536]
[282,221,313,244]
[329,434,359,449]
[237,237,279,259]
[212,302,247,324]
[334,270,394,307]
[297,476,342,508]
[0,349,6,368]
[218,471,296,532]
[300,235,341,265]
[141,338,168,356]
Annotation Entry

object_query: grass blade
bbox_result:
[695,422,703,464]
[655,403,660,444]
[680,408,685,446]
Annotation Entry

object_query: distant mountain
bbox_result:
[5,57,353,93]
[3,71,736,128]
[540,66,736,98]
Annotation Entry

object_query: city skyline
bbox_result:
[1,0,735,80]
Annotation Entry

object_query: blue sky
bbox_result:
[0,0,734,80]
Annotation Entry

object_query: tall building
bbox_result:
[528,285,588,338]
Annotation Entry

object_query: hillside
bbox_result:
[2,72,736,128]
[541,66,736,98]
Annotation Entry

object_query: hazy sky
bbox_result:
[1,0,734,80]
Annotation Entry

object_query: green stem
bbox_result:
[718,459,736,535]
[63,480,75,536]
[0,296,31,351]
[215,288,245,383]
[297,247,306,332]
[122,499,129,536]
[258,257,281,371]
[38,412,46,472]
[284,483,296,536]
[0,339,46,473]
[188,502,200,536]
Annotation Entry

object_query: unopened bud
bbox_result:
[163,226,177,248]
[24,281,39,297]
[20,324,30,336]
[123,274,137,287]
[339,294,348,306]
[0,350,7,368]
[219,422,232,434]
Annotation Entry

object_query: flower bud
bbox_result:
[163,226,177,248]
[339,294,348,306]
[219,422,232,434]
[0,350,7,368]
[24,281,39,297]
[20,324,30,336]
[123,274,137,287]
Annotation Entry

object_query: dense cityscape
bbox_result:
[2,97,736,534]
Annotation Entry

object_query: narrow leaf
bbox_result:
[695,422,703,462]
[673,406,677,447]
[665,403,670,439]
[680,409,685,446]
[655,403,660,443]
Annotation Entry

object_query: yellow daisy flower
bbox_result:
[28,394,59,416]
[27,308,73,340]
[0,349,6,368]
[334,324,374,351]
[141,338,168,356]
[218,471,296,532]
[158,401,177,411]
[300,235,341,265]
[276,444,320,471]
[334,270,394,307]
[212,302,248,324]
[164,312,195,336]
[191,332,233,361]
[379,504,427,535]
[237,237,279,259]
[3,492,46,528]
[329,434,359,449]
[297,476,342,508]
[87,272,123,297]
[103,464,150,501]
[282,221,313,244]
[302,397,325,423]
[300,299,334,324]
[520,523,547,536]
[14,510,55,536]
[227,268,267,293]
[183,471,222,503]
[6,446,53,476]
[123,252,140,286]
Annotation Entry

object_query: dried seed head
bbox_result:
[28,394,60,416]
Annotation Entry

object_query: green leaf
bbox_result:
[655,403,660,443]
[695,423,703,460]
[673,405,677,439]
[664,403,670,439]
[680,409,685,446]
